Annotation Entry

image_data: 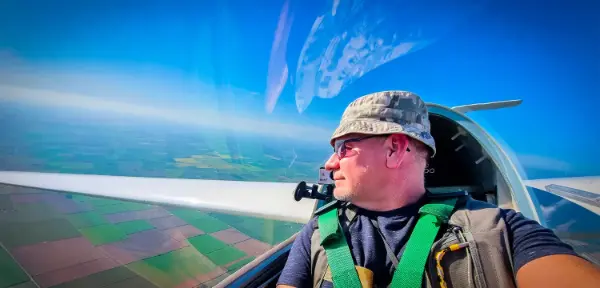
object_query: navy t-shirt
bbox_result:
[277,198,579,287]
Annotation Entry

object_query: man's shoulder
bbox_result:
[451,196,508,215]
[444,196,515,232]
[301,215,319,234]
[453,196,531,225]
[296,200,357,243]
[456,195,501,210]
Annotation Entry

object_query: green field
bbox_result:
[0,184,305,288]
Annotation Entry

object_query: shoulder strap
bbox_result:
[318,207,363,288]
[314,200,341,216]
[317,197,460,288]
[389,197,459,288]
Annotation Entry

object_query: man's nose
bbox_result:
[324,153,340,171]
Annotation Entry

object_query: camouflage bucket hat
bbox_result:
[330,90,436,157]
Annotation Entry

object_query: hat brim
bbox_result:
[330,119,436,157]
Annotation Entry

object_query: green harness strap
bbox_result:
[318,197,459,288]
[390,197,459,287]
[318,205,363,287]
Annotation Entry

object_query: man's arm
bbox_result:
[276,217,316,288]
[517,254,600,287]
[504,209,600,287]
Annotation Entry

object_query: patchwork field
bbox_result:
[0,184,304,288]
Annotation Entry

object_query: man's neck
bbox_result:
[352,183,426,212]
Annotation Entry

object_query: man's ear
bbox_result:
[385,135,409,169]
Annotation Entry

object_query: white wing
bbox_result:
[524,176,600,215]
[451,99,523,113]
[0,171,317,224]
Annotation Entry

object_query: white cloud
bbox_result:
[0,84,332,143]
[293,0,434,113]
[265,0,293,114]
[0,57,332,143]
[0,60,222,110]
[332,0,340,16]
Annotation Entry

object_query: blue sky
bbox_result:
[0,0,598,178]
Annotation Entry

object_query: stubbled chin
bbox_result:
[333,187,352,201]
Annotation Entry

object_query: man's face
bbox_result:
[324,133,390,202]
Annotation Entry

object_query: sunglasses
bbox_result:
[333,134,386,158]
[333,134,412,159]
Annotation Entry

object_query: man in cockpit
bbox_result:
[277,91,600,288]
